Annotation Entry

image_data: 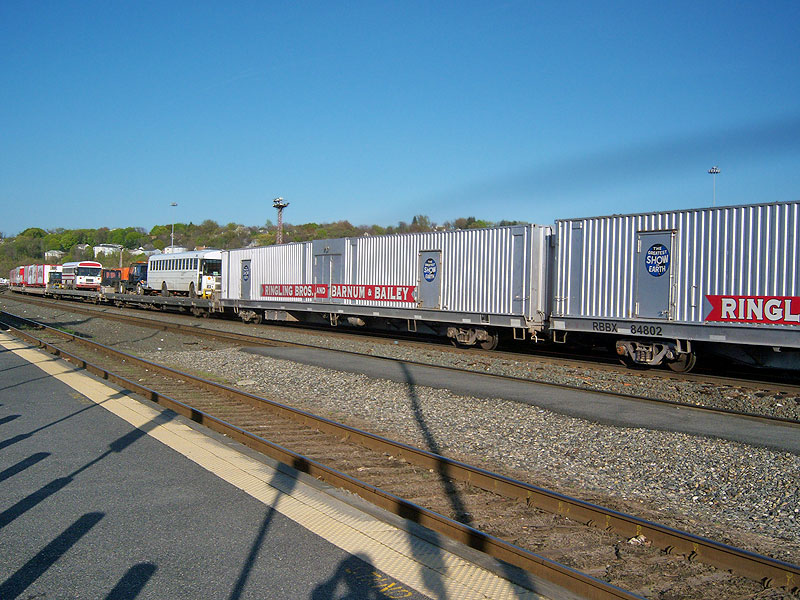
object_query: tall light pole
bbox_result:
[273,197,289,244]
[170,202,178,250]
[708,166,720,207]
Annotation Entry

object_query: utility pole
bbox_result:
[708,166,720,207]
[170,202,178,250]
[273,197,289,244]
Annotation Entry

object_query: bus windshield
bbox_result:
[201,260,221,276]
[77,267,102,276]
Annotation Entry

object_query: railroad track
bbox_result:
[3,293,799,428]
[8,288,800,393]
[2,312,798,599]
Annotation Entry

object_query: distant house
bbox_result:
[45,249,66,261]
[93,243,123,258]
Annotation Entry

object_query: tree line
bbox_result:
[0,215,524,275]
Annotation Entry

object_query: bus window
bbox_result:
[201,260,222,276]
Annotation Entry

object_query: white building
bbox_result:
[45,249,66,261]
[93,243,123,258]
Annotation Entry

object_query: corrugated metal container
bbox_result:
[223,241,314,301]
[554,201,800,329]
[222,224,552,329]
[346,225,551,324]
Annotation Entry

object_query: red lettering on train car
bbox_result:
[260,283,416,302]
[329,284,416,302]
[705,295,800,325]
[260,284,316,298]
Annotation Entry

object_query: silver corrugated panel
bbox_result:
[223,242,313,301]
[554,201,800,323]
[222,225,553,325]
[348,224,551,321]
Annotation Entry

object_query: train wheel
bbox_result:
[667,352,697,373]
[479,333,500,351]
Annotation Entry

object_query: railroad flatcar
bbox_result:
[61,261,102,290]
[146,250,222,297]
[221,224,553,349]
[552,201,800,370]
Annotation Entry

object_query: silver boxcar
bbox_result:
[221,224,552,347]
[552,201,800,369]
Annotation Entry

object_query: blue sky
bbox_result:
[2,1,799,235]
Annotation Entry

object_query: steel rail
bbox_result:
[2,298,799,429]
[2,311,798,592]
[2,319,643,600]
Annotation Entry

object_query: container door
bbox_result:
[240,259,251,300]
[568,223,584,316]
[314,253,343,303]
[418,250,441,309]
[635,231,675,319]
[511,233,525,314]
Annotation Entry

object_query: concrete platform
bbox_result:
[0,332,569,600]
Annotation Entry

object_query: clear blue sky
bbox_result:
[2,1,799,235]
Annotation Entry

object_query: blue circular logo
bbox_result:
[242,264,250,282]
[423,258,437,282]
[645,244,670,277]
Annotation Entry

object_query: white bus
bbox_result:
[146,250,222,297]
[61,261,102,290]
